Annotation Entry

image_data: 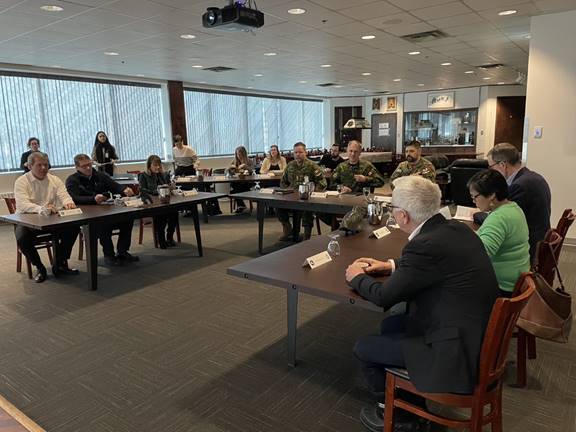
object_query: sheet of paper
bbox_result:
[378,122,389,129]
[439,206,452,220]
[453,205,477,221]
[182,190,198,197]
[325,191,339,196]
[303,251,332,269]
[378,128,390,137]
[372,226,391,239]
[58,208,83,217]
[125,199,144,207]
[310,192,327,199]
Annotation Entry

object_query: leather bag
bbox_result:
[517,234,572,343]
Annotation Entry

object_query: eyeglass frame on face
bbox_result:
[78,161,93,169]
[488,160,503,169]
[470,192,481,202]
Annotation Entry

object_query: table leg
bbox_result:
[192,204,203,257]
[287,285,299,367]
[292,211,302,242]
[82,223,98,291]
[201,201,208,223]
[257,201,265,254]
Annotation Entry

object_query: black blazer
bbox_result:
[66,169,125,205]
[350,214,499,394]
[509,167,551,259]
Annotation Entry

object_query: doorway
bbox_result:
[494,96,526,151]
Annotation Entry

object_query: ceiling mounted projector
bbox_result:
[202,2,264,31]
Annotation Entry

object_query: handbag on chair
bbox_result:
[517,232,572,343]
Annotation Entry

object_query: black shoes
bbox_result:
[359,404,429,432]
[104,255,122,266]
[34,267,47,283]
[166,238,176,247]
[117,252,139,263]
[52,262,79,277]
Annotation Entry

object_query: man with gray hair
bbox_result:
[345,176,499,431]
[14,152,80,283]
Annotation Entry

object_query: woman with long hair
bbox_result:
[20,137,44,173]
[138,155,178,249]
[91,131,118,176]
[260,144,287,174]
[229,146,254,214]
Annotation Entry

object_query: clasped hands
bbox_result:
[345,257,392,282]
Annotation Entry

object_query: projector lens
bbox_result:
[207,10,217,25]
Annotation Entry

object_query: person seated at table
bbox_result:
[14,152,80,283]
[345,176,499,432]
[138,155,178,249]
[389,140,435,187]
[92,131,118,176]
[332,140,385,193]
[20,137,51,173]
[172,134,197,176]
[229,145,254,214]
[319,143,344,172]
[260,144,287,174]
[66,154,139,266]
[468,169,530,296]
[278,142,327,241]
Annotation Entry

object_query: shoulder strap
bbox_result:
[548,236,567,293]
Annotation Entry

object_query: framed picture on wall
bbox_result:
[427,92,455,109]
[372,97,381,111]
[386,96,397,112]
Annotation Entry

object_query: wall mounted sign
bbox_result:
[427,92,455,109]
[386,96,397,112]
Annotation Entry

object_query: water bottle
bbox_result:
[327,233,340,257]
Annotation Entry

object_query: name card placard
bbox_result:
[310,192,327,199]
[302,251,332,269]
[125,199,144,208]
[325,191,339,196]
[176,177,194,183]
[371,226,391,239]
[373,195,392,203]
[259,188,275,194]
[58,208,83,217]
[214,176,226,181]
[182,190,198,197]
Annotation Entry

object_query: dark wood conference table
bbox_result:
[231,190,390,253]
[0,192,225,291]
[228,223,408,366]
[175,174,281,188]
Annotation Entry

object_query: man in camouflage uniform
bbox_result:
[278,142,327,241]
[390,140,436,188]
[332,140,385,193]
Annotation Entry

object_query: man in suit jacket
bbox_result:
[345,176,499,432]
[486,143,551,262]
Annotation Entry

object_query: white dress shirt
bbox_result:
[14,172,74,214]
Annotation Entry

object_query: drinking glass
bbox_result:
[363,187,371,200]
[327,233,340,257]
[254,181,261,191]
[336,184,343,194]
[176,185,183,195]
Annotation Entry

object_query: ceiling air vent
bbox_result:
[316,82,336,87]
[401,30,448,43]
[203,66,236,72]
[477,63,504,70]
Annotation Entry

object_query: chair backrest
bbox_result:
[556,209,575,240]
[535,229,564,285]
[3,197,16,214]
[448,158,488,207]
[476,272,535,391]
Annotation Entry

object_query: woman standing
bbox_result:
[468,169,530,296]
[172,134,197,176]
[260,144,287,174]
[229,146,254,214]
[138,155,178,249]
[20,137,42,173]
[92,131,118,176]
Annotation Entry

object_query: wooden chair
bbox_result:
[383,273,535,432]
[138,217,182,247]
[3,195,54,278]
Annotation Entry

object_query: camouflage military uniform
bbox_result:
[389,157,436,187]
[332,160,385,193]
[278,159,327,227]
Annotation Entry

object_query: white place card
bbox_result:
[125,198,144,207]
[325,191,339,196]
[58,208,83,217]
[302,251,332,269]
[214,176,226,181]
[439,206,452,220]
[453,205,476,221]
[259,188,275,194]
[310,192,327,199]
[176,177,194,183]
[182,189,198,197]
[371,226,391,239]
[374,195,392,203]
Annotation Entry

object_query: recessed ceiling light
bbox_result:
[362,72,371,76]
[137,74,145,77]
[334,85,343,88]
[483,77,492,80]
[361,35,376,40]
[247,86,253,89]
[299,80,308,84]
[465,70,475,74]
[253,74,263,77]
[192,65,203,68]
[417,83,424,86]
[199,81,206,84]
[525,35,531,39]
[320,64,331,68]
[264,52,277,56]
[288,8,306,15]
[180,34,196,39]
[497,82,505,85]
[437,87,444,90]
[363,89,369,92]
[393,78,402,82]
[408,51,421,55]
[441,62,452,66]
[40,5,63,12]
[498,9,517,16]
[104,51,119,56]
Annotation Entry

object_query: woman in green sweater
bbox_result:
[138,155,178,249]
[467,169,530,296]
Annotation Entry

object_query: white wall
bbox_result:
[525,10,576,240]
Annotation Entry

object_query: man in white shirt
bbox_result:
[14,152,80,283]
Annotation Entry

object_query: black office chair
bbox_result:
[447,158,488,206]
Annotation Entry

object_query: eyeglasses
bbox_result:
[471,193,481,201]
[79,162,93,169]
[488,161,502,169]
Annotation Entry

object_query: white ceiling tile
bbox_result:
[411,2,473,20]
[100,0,177,19]
[364,12,422,29]
[386,22,436,36]
[306,0,379,10]
[463,0,532,12]
[338,1,403,21]
[265,1,354,27]
[427,13,487,29]
[534,0,576,14]
[387,0,456,11]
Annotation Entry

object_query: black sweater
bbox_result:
[66,169,125,205]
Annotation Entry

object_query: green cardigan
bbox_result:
[477,202,530,292]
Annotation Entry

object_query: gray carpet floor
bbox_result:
[0,206,574,432]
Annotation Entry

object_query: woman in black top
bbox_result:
[92,131,118,176]
[20,137,41,172]
[138,155,178,249]
[229,146,254,213]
